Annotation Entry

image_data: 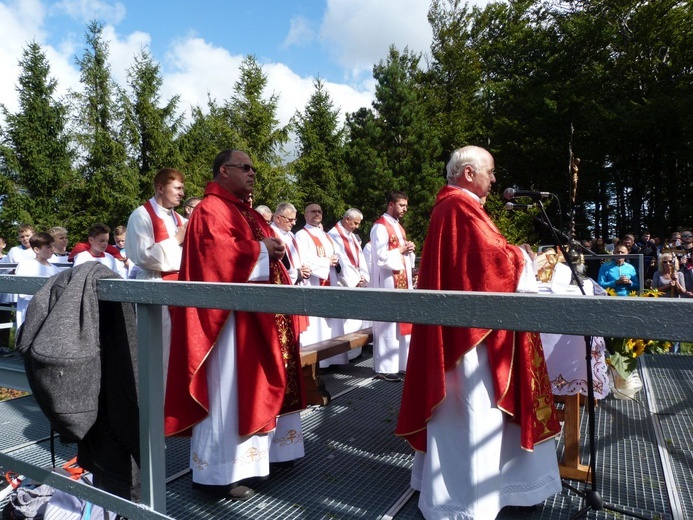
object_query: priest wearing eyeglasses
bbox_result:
[270,202,311,285]
[165,150,306,501]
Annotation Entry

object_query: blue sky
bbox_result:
[0,0,492,157]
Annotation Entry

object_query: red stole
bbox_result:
[306,229,335,286]
[164,182,305,437]
[374,216,412,335]
[68,242,124,262]
[143,200,184,280]
[335,222,359,268]
[395,186,560,452]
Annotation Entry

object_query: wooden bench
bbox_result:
[300,327,373,406]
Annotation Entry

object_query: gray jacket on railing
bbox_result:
[16,262,141,501]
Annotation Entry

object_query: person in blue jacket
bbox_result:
[598,243,638,295]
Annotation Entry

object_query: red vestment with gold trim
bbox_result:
[395,186,560,452]
[164,181,305,437]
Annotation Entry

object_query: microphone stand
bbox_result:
[535,200,650,520]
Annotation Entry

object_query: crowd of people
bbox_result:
[2,145,685,519]
[579,231,693,298]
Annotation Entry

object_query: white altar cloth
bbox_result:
[539,269,610,399]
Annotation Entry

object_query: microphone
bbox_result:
[504,202,535,211]
[503,187,551,200]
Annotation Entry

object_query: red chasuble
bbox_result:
[164,181,305,437]
[395,186,560,452]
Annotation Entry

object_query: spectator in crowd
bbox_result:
[675,230,693,265]
[622,233,638,254]
[653,235,663,252]
[593,237,607,254]
[666,231,682,250]
[652,252,687,298]
[165,149,305,501]
[254,205,273,225]
[605,236,618,253]
[585,237,608,281]
[680,248,693,299]
[0,237,5,259]
[182,196,202,220]
[48,226,70,263]
[72,223,118,271]
[15,232,61,331]
[396,145,561,519]
[598,244,638,295]
[370,191,415,382]
[637,231,653,252]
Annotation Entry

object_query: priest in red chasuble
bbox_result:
[395,146,561,519]
[164,149,305,501]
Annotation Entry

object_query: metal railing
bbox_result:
[0,274,692,518]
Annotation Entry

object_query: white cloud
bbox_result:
[54,0,126,25]
[161,38,375,159]
[320,0,433,78]
[0,1,377,163]
[0,0,48,113]
[161,36,245,115]
[282,15,315,49]
[99,24,150,85]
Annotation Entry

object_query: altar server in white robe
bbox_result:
[125,168,187,390]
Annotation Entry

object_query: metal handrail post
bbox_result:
[137,303,167,513]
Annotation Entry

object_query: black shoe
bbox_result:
[374,373,402,382]
[192,482,255,501]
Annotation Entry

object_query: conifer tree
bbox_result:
[123,50,183,199]
[292,78,349,224]
[346,47,444,244]
[71,21,138,235]
[0,41,77,237]
[226,55,294,207]
[178,99,244,196]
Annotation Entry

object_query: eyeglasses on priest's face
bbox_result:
[223,163,255,172]
[278,214,297,223]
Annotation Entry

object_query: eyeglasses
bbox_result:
[223,163,255,172]
[662,260,674,264]
[682,234,693,238]
[277,215,297,223]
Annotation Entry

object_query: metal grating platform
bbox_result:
[640,354,693,519]
[2,351,691,519]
